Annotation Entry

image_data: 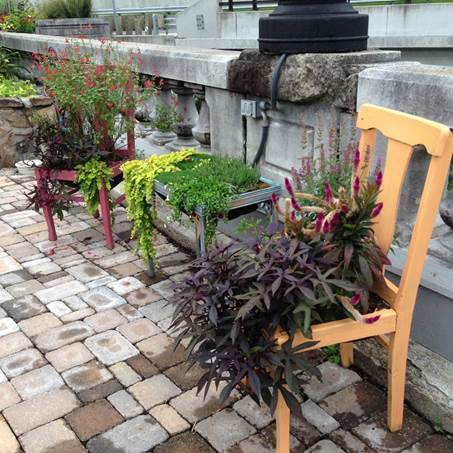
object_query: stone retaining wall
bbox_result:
[0,95,53,168]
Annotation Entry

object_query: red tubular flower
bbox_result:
[353,149,361,170]
[353,176,361,196]
[365,315,381,324]
[375,170,383,188]
[284,177,295,197]
[271,193,279,205]
[371,202,384,218]
[109,85,116,91]
[350,293,361,306]
[322,220,330,234]
[290,196,301,211]
[324,182,333,203]
[331,211,340,227]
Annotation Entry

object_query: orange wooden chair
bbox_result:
[274,103,453,453]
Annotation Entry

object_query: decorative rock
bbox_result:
[81,286,126,311]
[34,321,94,353]
[3,388,80,436]
[19,419,86,453]
[87,415,169,453]
[302,361,362,402]
[11,364,64,400]
[85,330,139,365]
[0,347,46,378]
[28,95,53,107]
[66,399,124,441]
[149,404,190,435]
[46,342,94,373]
[0,98,23,108]
[195,408,256,452]
[62,360,113,392]
[129,374,181,409]
[108,390,144,418]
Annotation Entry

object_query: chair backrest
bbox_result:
[356,104,453,314]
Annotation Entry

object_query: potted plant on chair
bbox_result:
[26,39,153,248]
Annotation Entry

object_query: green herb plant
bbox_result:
[0,76,36,97]
[152,101,181,133]
[75,159,114,217]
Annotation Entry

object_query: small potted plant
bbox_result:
[171,147,389,415]
[149,100,181,145]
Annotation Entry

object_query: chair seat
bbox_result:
[274,307,396,350]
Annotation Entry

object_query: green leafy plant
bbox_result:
[0,9,36,32]
[37,0,92,19]
[0,45,22,78]
[121,149,198,262]
[151,101,181,133]
[158,155,261,243]
[323,345,341,365]
[0,76,36,97]
[76,159,113,216]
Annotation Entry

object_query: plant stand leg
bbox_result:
[276,390,290,453]
[99,181,114,250]
[194,213,207,257]
[147,257,156,278]
[340,342,354,368]
[37,174,57,242]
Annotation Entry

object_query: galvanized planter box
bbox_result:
[153,176,281,256]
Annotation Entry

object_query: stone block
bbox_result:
[136,333,187,370]
[3,388,80,436]
[195,408,256,452]
[164,361,207,392]
[0,347,46,378]
[402,434,453,452]
[129,374,181,410]
[302,361,362,402]
[108,276,145,296]
[84,309,127,332]
[117,318,161,343]
[11,364,64,400]
[329,429,373,453]
[0,382,20,411]
[233,396,273,429]
[170,383,240,424]
[47,300,72,317]
[77,378,123,403]
[117,304,143,321]
[66,262,108,283]
[62,360,113,392]
[0,415,21,453]
[126,354,159,378]
[126,287,162,308]
[85,330,139,366]
[301,400,340,435]
[66,399,124,441]
[0,317,19,337]
[87,415,169,453]
[154,432,215,453]
[109,361,141,387]
[352,410,432,452]
[94,251,136,268]
[17,312,62,337]
[19,419,86,453]
[0,255,21,275]
[81,286,126,312]
[108,390,144,418]
[60,307,95,323]
[46,342,94,373]
[35,280,87,303]
[306,439,346,452]
[1,295,46,321]
[0,332,32,358]
[149,404,190,435]
[34,321,94,353]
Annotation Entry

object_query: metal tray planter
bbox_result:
[153,176,282,257]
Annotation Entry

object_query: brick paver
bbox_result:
[0,170,449,452]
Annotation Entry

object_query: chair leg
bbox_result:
[37,176,57,242]
[387,332,409,432]
[340,342,354,368]
[276,391,290,453]
[99,182,114,250]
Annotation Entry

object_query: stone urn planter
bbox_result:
[440,192,453,229]
[36,18,110,38]
[0,95,54,168]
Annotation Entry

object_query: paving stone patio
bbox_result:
[0,168,452,453]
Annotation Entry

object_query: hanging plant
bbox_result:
[121,148,198,262]
[75,159,114,216]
